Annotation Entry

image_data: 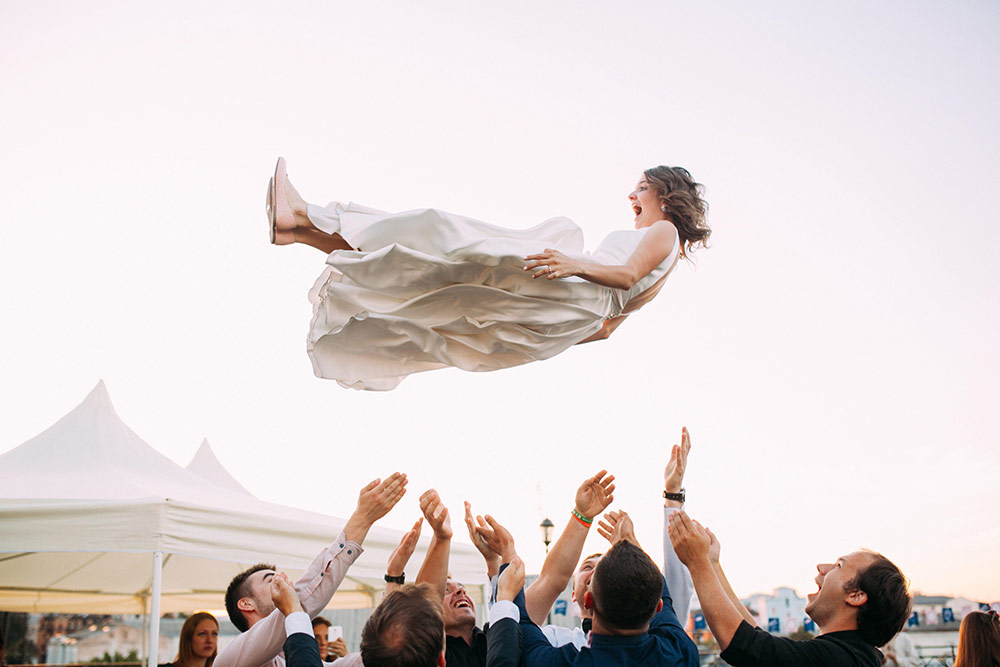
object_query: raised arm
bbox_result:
[663,427,695,624]
[668,511,746,651]
[385,518,423,597]
[488,555,526,667]
[705,526,756,627]
[415,489,452,599]
[524,219,677,289]
[524,470,615,625]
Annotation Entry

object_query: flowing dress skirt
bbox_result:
[306,202,664,390]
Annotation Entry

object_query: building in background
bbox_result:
[741,586,810,636]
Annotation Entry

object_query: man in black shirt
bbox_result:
[443,578,488,667]
[668,511,911,667]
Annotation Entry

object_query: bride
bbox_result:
[266,159,710,390]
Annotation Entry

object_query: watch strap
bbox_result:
[663,488,685,502]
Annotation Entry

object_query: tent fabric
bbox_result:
[0,382,487,614]
[185,438,257,497]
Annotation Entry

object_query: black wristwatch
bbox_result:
[663,488,685,503]
[384,573,406,584]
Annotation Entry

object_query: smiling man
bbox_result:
[668,511,912,667]
[442,578,486,666]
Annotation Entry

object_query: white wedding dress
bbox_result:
[305,202,680,390]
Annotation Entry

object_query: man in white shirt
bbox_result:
[214,473,408,667]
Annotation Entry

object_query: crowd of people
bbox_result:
[180,427,1000,667]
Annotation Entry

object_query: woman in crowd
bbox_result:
[265,158,710,390]
[953,610,1000,667]
[161,612,218,667]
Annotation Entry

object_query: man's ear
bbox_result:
[656,599,664,613]
[846,589,868,608]
[583,591,594,610]
[437,649,446,667]
[237,597,255,612]
[571,590,577,603]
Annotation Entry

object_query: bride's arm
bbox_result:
[524,220,677,290]
[575,315,628,344]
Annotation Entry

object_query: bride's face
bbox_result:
[628,177,664,228]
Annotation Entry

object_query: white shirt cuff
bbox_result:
[284,611,314,637]
[490,600,519,625]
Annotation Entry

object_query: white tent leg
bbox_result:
[147,551,163,667]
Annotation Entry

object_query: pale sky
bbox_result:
[2,0,998,604]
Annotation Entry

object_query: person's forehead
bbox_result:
[248,569,276,584]
[579,555,602,569]
[840,551,874,570]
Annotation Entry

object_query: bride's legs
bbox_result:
[283,176,354,254]
[293,226,354,253]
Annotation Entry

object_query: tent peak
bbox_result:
[0,381,196,499]
[186,438,255,498]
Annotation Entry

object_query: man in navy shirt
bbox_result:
[491,517,699,667]
[669,510,911,667]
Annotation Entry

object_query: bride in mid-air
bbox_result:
[266,158,710,390]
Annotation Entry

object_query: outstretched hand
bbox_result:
[359,472,409,522]
[269,572,302,616]
[387,517,423,577]
[596,509,638,547]
[664,427,691,497]
[419,489,453,540]
[524,248,583,280]
[667,510,712,568]
[344,472,408,543]
[465,502,501,567]
[498,554,525,603]
[474,514,517,563]
[575,470,616,520]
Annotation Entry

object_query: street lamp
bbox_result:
[540,517,555,554]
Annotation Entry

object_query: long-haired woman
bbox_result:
[161,612,218,667]
[266,159,710,390]
[954,610,1000,667]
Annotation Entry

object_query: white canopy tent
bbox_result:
[0,382,486,665]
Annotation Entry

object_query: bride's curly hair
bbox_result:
[644,166,710,257]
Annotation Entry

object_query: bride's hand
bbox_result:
[524,249,581,280]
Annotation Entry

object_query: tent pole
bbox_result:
[147,551,163,667]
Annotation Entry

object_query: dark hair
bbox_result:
[361,583,444,667]
[590,541,663,631]
[643,165,710,257]
[176,612,218,667]
[312,616,332,629]
[845,552,911,647]
[954,611,1000,667]
[224,563,275,633]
